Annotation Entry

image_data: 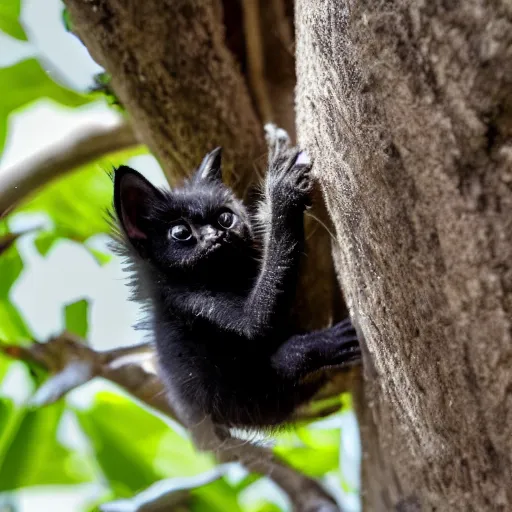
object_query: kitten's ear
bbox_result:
[194,147,223,184]
[113,166,164,241]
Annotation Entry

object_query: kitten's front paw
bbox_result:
[332,317,356,338]
[267,149,313,210]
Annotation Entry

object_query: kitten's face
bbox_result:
[113,148,254,272]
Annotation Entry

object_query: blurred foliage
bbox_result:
[0,1,359,511]
[0,401,95,490]
[64,299,89,338]
[17,144,145,261]
[0,0,26,41]
[0,244,31,343]
[0,58,90,154]
[90,72,122,109]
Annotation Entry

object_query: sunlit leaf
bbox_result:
[86,247,112,266]
[76,391,214,497]
[0,300,31,343]
[0,357,10,382]
[15,146,146,244]
[0,58,90,152]
[0,402,94,490]
[231,473,261,493]
[247,502,283,512]
[64,299,89,338]
[274,445,338,477]
[0,233,20,256]
[274,427,341,477]
[33,231,56,256]
[0,245,31,343]
[190,479,243,512]
[34,232,112,266]
[90,72,122,108]
[0,0,26,41]
[0,244,23,298]
[0,398,16,453]
[61,6,73,33]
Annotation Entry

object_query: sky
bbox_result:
[0,1,361,510]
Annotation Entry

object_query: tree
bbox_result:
[1,0,511,511]
[295,1,512,509]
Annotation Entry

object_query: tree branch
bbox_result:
[1,332,344,511]
[64,0,266,192]
[0,120,140,217]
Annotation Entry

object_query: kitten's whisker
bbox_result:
[304,211,336,242]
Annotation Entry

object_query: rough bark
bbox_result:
[65,0,265,192]
[64,0,339,335]
[295,1,512,510]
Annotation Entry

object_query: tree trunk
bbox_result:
[65,0,265,191]
[64,0,340,335]
[295,1,512,510]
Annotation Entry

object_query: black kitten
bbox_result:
[112,126,360,430]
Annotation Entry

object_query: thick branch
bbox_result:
[64,0,266,192]
[0,120,139,217]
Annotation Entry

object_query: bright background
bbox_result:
[0,1,361,511]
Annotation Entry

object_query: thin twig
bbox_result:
[0,120,141,217]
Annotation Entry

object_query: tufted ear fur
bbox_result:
[113,166,165,242]
[193,147,223,184]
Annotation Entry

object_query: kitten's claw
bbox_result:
[296,150,311,167]
[267,144,314,210]
[264,123,291,160]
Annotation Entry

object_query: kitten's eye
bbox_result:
[170,224,192,241]
[218,211,236,229]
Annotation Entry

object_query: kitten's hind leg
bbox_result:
[272,319,361,381]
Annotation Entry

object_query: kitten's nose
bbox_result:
[202,225,220,242]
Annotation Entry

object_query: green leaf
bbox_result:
[0,245,31,343]
[15,146,146,244]
[33,231,57,256]
[18,166,111,240]
[0,398,16,452]
[231,473,261,493]
[274,445,339,477]
[64,299,89,338]
[76,391,214,496]
[90,72,122,108]
[0,357,10,382]
[246,502,283,512]
[0,244,23,298]
[0,0,27,41]
[0,300,31,343]
[86,247,112,266]
[274,427,341,477]
[190,479,243,512]
[0,402,94,490]
[0,59,91,152]
[61,6,74,33]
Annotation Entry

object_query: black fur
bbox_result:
[111,129,360,430]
